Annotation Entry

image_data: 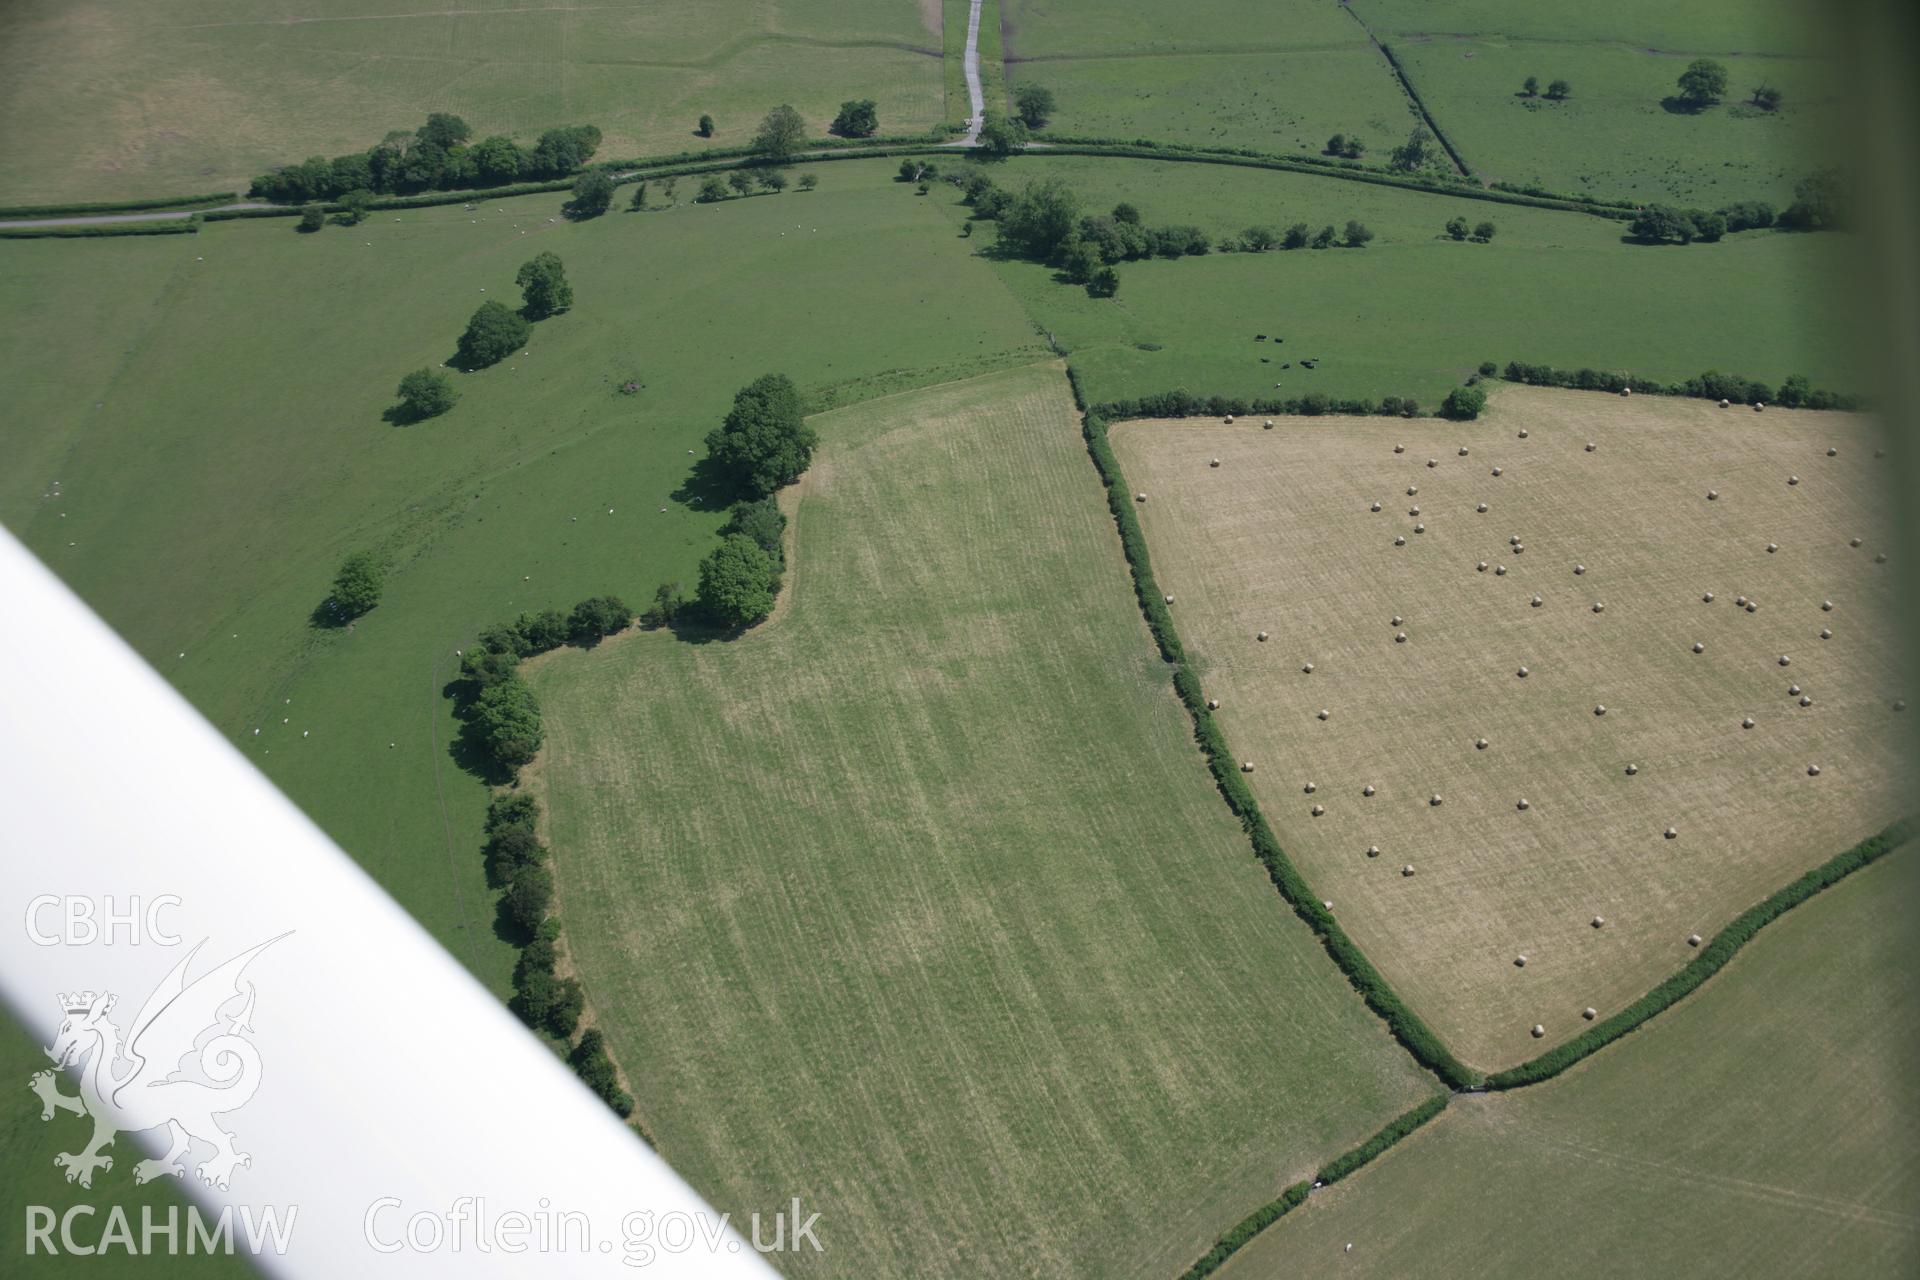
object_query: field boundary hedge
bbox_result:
[1177,1093,1449,1279]
[0,220,199,239]
[0,190,236,219]
[1375,43,1475,178]
[1486,818,1913,1089]
[1068,366,1478,1089]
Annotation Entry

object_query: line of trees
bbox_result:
[250,114,603,204]
[1444,215,1496,242]
[1628,174,1839,244]
[1519,75,1571,100]
[1499,360,1861,410]
[444,252,574,374]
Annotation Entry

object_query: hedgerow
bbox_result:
[1486,818,1913,1089]
[1499,361,1863,411]
[0,191,234,219]
[0,221,199,239]
[1314,1094,1448,1185]
[1177,1181,1311,1280]
[1091,389,1427,420]
[1377,43,1475,179]
[1070,368,1477,1089]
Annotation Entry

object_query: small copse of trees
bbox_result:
[251,114,602,204]
[702,373,817,498]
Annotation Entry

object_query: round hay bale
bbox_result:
[1394,535,1407,546]
[1323,901,1333,911]
[1788,684,1801,696]
[1514,954,1528,966]
[1592,916,1605,928]
[1746,602,1759,613]
[1625,763,1639,775]
[1585,442,1597,452]
[1665,826,1678,839]
[1258,630,1270,641]
[1394,444,1405,454]
[1492,466,1503,476]
[1583,1007,1598,1020]
[1414,523,1426,534]
[1592,602,1605,613]
[1318,708,1331,721]
[1496,564,1509,575]
[1821,628,1832,639]
[1594,705,1606,716]
[1800,695,1813,707]
[1703,592,1715,603]
[1767,542,1778,554]
[1408,485,1419,496]
[1164,594,1175,604]
[1478,560,1489,572]
[1514,544,1526,554]
[1808,764,1821,776]
[1241,761,1255,773]
[1305,781,1318,794]
[1788,475,1799,486]
[1876,552,1889,564]
[1531,595,1543,607]
[1264,419,1274,428]
[1735,595,1748,607]
[1363,784,1376,796]
[1755,403,1766,412]
[1827,446,1838,457]
[1510,535,1521,546]
[1207,698,1220,710]
[1779,655,1792,666]
[1303,661,1315,672]
[1822,600,1834,611]
[1476,737,1490,750]
[1224,415,1234,424]
[1687,934,1701,947]
[1396,631,1408,643]
[1719,399,1730,408]
[1135,492,1148,503]
[1478,503,1489,513]
[1850,537,1863,548]
[1622,387,1633,397]
[1893,700,1907,712]
[1707,489,1719,500]
[1518,429,1530,439]
[1517,798,1531,810]
[1402,864,1416,876]
[1693,642,1705,653]
[1459,447,1470,456]
[1311,804,1325,816]
[1209,458,1220,468]
[1410,506,1421,516]
[1742,717,1755,729]
[1531,1024,1546,1038]
[1574,564,1586,575]
[1367,844,1381,858]
[1372,501,1383,512]
[1517,666,1529,678]
[1427,459,1438,468]
[1429,793,1443,806]
[1392,614,1404,626]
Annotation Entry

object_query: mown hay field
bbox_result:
[1219,846,1920,1278]
[0,160,1044,996]
[0,0,946,203]
[1110,385,1904,1069]
[528,364,1435,1278]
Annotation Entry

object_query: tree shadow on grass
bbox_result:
[442,675,518,787]
[309,598,356,630]
[668,453,741,514]
[1660,95,1712,115]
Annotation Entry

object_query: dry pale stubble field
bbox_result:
[1111,384,1907,1070]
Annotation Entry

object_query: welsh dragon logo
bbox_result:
[30,936,285,1190]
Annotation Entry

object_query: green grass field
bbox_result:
[0,160,1044,999]
[1001,0,1421,156]
[526,363,1435,1279]
[1110,386,1904,1068]
[1219,846,1920,1278]
[1349,0,1831,53]
[1389,38,1840,206]
[0,0,947,203]
[937,155,1859,408]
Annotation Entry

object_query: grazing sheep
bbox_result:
[1800,695,1813,706]
[1779,655,1792,666]
[1592,602,1605,613]
[1392,614,1404,625]
[1767,543,1778,554]
[1851,537,1863,548]
[1394,444,1405,454]
[1459,447,1469,456]
[1396,631,1408,643]
[1788,475,1799,486]
[1414,524,1426,534]
[1311,804,1325,816]
[1395,535,1407,546]
[1707,489,1720,501]
[1408,486,1419,496]
[1592,916,1605,928]
[1427,459,1438,468]
[1593,705,1606,716]
[1789,684,1801,696]
[1209,458,1220,468]
[1821,628,1832,639]
[1135,492,1148,502]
